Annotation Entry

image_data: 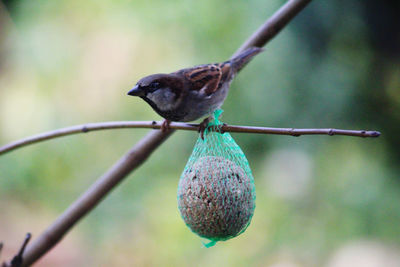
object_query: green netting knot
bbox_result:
[177,109,256,247]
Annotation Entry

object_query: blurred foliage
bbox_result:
[0,0,399,266]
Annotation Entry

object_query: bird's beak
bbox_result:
[127,85,145,97]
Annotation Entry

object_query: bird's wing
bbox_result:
[177,62,232,96]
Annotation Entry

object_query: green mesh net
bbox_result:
[177,110,256,247]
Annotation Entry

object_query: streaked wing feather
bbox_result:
[217,61,233,89]
[178,64,224,95]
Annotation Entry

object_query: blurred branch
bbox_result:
[15,130,174,267]
[0,121,380,156]
[233,0,312,57]
[5,0,314,266]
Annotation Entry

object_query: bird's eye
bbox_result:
[150,82,160,89]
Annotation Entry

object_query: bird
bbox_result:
[127,47,263,137]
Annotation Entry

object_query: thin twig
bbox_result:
[6,1,314,266]
[9,234,31,267]
[0,121,380,156]
[0,242,3,262]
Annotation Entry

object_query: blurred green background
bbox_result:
[1,0,399,266]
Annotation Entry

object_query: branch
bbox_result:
[0,121,380,156]
[233,0,312,57]
[5,0,314,266]
[17,130,174,267]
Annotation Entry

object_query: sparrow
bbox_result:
[127,47,263,136]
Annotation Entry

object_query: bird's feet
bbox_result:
[161,119,171,132]
[198,117,211,140]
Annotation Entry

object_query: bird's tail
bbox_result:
[230,47,264,73]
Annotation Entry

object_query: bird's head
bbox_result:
[127,74,183,111]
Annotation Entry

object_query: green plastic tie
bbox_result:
[203,240,217,248]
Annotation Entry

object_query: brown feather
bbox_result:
[176,62,235,96]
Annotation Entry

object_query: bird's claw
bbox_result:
[198,118,210,140]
